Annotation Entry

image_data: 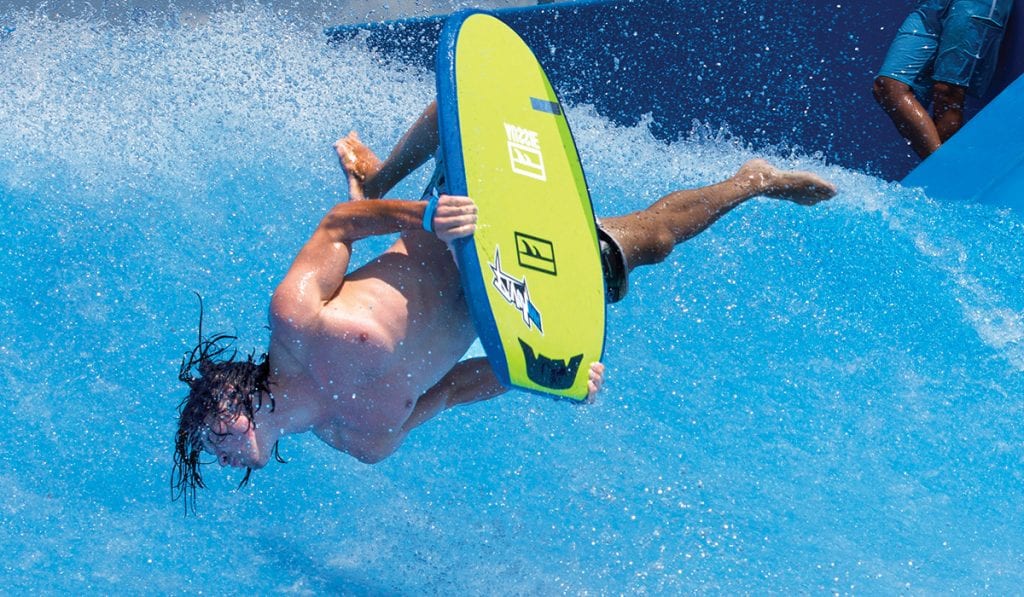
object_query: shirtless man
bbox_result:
[172,101,837,508]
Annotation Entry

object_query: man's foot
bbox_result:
[738,159,837,205]
[334,131,382,200]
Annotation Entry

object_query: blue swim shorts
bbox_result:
[878,0,1015,99]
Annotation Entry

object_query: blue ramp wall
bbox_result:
[328,0,1024,181]
[903,73,1024,210]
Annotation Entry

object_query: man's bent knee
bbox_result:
[932,82,965,109]
[646,228,676,265]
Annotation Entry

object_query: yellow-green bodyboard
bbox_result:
[435,11,606,400]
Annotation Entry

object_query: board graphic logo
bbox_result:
[504,122,546,181]
[489,246,543,333]
[518,339,583,390]
[515,232,556,275]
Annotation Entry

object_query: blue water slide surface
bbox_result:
[903,73,1024,210]
[327,0,1024,183]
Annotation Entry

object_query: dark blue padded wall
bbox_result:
[328,0,1024,181]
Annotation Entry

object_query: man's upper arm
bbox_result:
[273,200,430,324]
[271,207,356,329]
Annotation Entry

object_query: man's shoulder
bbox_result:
[268,278,317,332]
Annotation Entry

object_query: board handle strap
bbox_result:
[420,158,447,233]
[422,192,440,233]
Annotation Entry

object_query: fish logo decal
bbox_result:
[515,232,557,276]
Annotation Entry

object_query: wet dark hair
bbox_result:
[170,296,284,514]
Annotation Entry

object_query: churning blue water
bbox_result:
[2,6,1024,594]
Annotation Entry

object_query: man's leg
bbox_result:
[334,101,440,200]
[598,160,836,270]
[873,75,942,158]
[931,81,967,143]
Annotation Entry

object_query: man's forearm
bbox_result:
[321,199,427,243]
[401,357,508,434]
[443,357,509,408]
